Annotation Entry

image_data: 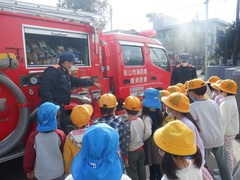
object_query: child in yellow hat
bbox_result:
[188,78,232,180]
[161,92,213,179]
[63,104,93,175]
[215,79,239,174]
[206,76,220,100]
[93,93,130,162]
[154,120,202,180]
[123,96,151,180]
[210,79,223,107]
[159,90,174,126]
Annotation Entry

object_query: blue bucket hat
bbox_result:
[58,52,79,64]
[142,88,161,109]
[37,102,60,132]
[71,123,123,180]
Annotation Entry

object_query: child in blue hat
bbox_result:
[141,88,163,180]
[65,123,131,180]
[23,102,66,180]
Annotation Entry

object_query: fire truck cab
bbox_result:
[101,33,171,111]
[0,0,171,163]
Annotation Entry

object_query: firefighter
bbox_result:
[38,52,102,135]
[170,53,197,85]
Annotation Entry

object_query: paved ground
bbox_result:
[206,138,240,175]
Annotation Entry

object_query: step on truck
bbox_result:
[0,0,172,163]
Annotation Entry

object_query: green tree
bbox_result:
[215,22,235,65]
[58,0,109,27]
[225,22,235,59]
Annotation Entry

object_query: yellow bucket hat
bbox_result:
[99,93,118,108]
[188,79,206,90]
[210,79,223,90]
[161,92,190,113]
[167,85,182,93]
[70,104,93,128]
[206,76,220,84]
[215,79,238,94]
[176,83,186,94]
[159,90,171,99]
[184,81,189,89]
[153,120,197,156]
[123,96,141,111]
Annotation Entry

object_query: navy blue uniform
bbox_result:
[38,64,94,134]
[170,64,197,85]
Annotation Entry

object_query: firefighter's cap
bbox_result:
[206,76,220,84]
[161,92,190,113]
[188,79,206,90]
[215,79,238,94]
[37,102,60,132]
[154,120,196,156]
[180,53,189,61]
[123,96,141,111]
[167,85,182,94]
[99,93,118,108]
[58,52,79,64]
[70,104,93,128]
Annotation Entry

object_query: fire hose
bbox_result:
[0,73,29,157]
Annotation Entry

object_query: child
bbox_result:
[210,79,223,106]
[23,102,66,180]
[153,120,203,180]
[159,90,174,126]
[123,96,151,180]
[141,88,163,180]
[63,104,93,175]
[65,123,131,180]
[167,85,182,94]
[93,93,130,161]
[188,78,232,180]
[176,83,186,94]
[161,92,213,179]
[206,76,220,100]
[216,79,239,174]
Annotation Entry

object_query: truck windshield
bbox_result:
[149,47,171,72]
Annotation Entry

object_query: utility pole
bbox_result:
[205,0,209,66]
[110,5,113,31]
[233,0,240,66]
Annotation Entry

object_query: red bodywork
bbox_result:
[0,3,171,161]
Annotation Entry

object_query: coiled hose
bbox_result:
[0,53,19,70]
[0,73,29,157]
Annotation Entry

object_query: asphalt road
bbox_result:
[0,156,29,180]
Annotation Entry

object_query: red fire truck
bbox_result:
[0,0,172,163]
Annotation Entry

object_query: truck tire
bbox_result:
[0,73,29,157]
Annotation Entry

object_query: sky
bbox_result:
[19,0,237,31]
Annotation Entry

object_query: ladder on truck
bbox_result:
[0,0,102,25]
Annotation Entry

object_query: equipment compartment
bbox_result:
[23,26,90,67]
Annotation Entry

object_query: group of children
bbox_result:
[23,75,238,180]
[165,76,239,180]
